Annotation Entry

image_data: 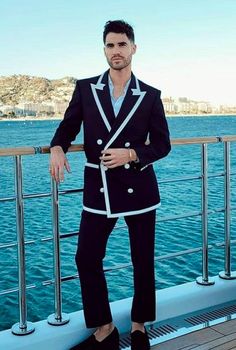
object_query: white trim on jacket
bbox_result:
[84,162,160,218]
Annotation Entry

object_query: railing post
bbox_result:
[196,144,215,286]
[11,156,35,335]
[219,141,236,279]
[47,178,70,326]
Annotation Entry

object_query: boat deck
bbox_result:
[151,318,236,350]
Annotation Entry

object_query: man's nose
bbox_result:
[113,45,121,55]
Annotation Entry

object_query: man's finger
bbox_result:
[58,167,64,182]
[105,159,116,165]
[54,167,59,183]
[101,149,111,154]
[65,159,71,173]
[51,165,60,183]
[49,166,57,180]
[106,163,118,168]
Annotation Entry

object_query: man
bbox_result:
[50,20,171,350]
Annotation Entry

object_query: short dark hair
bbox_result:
[103,20,135,44]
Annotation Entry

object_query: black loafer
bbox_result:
[70,333,96,350]
[70,326,119,350]
[131,328,150,350]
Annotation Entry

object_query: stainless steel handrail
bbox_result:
[219,141,236,280]
[47,179,70,326]
[0,135,235,157]
[11,156,35,335]
[0,135,235,335]
[196,144,215,286]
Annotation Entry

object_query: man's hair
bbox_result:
[103,20,135,44]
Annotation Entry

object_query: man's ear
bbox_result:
[132,44,137,54]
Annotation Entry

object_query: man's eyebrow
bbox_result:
[105,41,128,46]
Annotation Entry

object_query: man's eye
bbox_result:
[106,44,113,48]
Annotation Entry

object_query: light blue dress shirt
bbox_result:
[108,75,131,117]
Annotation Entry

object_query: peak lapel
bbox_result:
[90,71,115,132]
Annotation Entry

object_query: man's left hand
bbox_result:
[100,148,137,168]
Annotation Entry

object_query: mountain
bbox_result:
[0,75,77,105]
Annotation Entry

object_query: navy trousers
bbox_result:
[75,209,156,328]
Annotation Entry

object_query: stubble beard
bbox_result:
[107,55,132,71]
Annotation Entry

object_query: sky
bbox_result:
[0,0,236,105]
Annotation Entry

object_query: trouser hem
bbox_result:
[85,316,113,329]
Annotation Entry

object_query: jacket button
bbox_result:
[100,188,104,193]
[125,142,130,147]
[97,139,103,145]
[127,188,134,193]
[124,163,130,169]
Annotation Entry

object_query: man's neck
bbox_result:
[109,67,131,87]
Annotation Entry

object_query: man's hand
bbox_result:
[49,146,71,183]
[100,148,137,168]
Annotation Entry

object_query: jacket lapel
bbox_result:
[104,73,146,149]
[90,70,146,148]
[90,71,115,132]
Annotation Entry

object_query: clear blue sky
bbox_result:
[1,0,235,105]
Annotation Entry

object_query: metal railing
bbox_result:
[0,136,235,335]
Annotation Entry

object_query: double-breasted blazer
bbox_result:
[51,70,171,218]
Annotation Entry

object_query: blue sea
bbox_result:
[0,116,236,331]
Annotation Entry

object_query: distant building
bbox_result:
[0,96,234,118]
[197,101,212,114]
[162,97,177,114]
[175,97,191,114]
[17,102,54,116]
[17,103,37,116]
[1,105,26,116]
[219,105,236,114]
[171,97,212,115]
[53,102,69,115]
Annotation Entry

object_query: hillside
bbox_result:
[0,75,77,105]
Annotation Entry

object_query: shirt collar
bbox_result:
[108,75,131,97]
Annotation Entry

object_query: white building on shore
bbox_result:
[1,98,235,118]
[0,101,69,117]
[163,97,212,114]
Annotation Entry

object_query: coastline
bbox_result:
[167,113,236,118]
[0,115,63,122]
[0,113,236,122]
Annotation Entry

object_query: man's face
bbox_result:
[104,32,136,71]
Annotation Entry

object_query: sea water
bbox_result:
[0,116,235,331]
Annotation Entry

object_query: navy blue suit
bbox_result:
[51,70,171,327]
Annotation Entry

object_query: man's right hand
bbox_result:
[49,146,71,183]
